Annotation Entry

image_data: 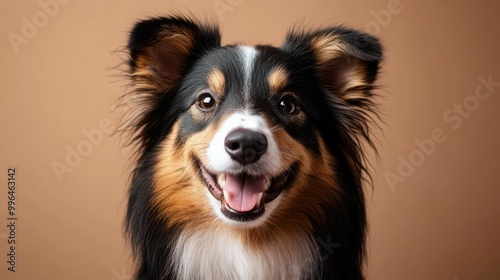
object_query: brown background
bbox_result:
[1,0,499,279]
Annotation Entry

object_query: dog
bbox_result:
[117,15,382,280]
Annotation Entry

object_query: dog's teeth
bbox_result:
[218,174,227,188]
[263,177,271,190]
[223,190,229,200]
[256,192,264,208]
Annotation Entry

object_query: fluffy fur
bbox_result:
[116,15,382,280]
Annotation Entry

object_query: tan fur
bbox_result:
[140,32,192,88]
[153,116,230,231]
[311,35,344,63]
[311,34,370,101]
[267,67,288,94]
[153,121,213,230]
[157,28,194,55]
[207,69,226,98]
[240,129,338,250]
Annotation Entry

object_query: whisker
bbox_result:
[188,142,210,148]
[267,125,284,133]
[280,150,308,165]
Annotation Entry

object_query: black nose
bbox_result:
[224,129,268,165]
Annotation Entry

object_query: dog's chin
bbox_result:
[197,160,298,224]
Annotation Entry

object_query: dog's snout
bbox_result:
[224,129,267,165]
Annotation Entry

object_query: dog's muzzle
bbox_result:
[199,128,297,223]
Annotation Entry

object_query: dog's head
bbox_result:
[119,16,382,230]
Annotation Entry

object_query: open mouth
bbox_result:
[198,160,298,222]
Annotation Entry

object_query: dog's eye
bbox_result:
[279,97,300,115]
[197,92,217,110]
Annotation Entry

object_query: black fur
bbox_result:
[119,15,382,280]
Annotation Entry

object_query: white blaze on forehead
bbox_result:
[206,111,281,176]
[238,46,258,103]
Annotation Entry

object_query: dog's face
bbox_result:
[173,45,327,227]
[120,17,381,230]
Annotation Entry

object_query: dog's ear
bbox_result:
[117,16,220,151]
[282,27,383,182]
[127,16,221,92]
[281,27,382,105]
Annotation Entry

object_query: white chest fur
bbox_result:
[172,229,319,280]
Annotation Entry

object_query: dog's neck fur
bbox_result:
[172,227,320,280]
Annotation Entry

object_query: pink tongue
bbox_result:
[223,174,266,212]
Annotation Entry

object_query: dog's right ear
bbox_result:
[117,16,220,151]
[127,16,221,92]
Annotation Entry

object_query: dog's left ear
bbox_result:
[116,16,221,151]
[127,16,221,92]
[281,27,382,104]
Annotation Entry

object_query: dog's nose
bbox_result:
[224,129,267,165]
